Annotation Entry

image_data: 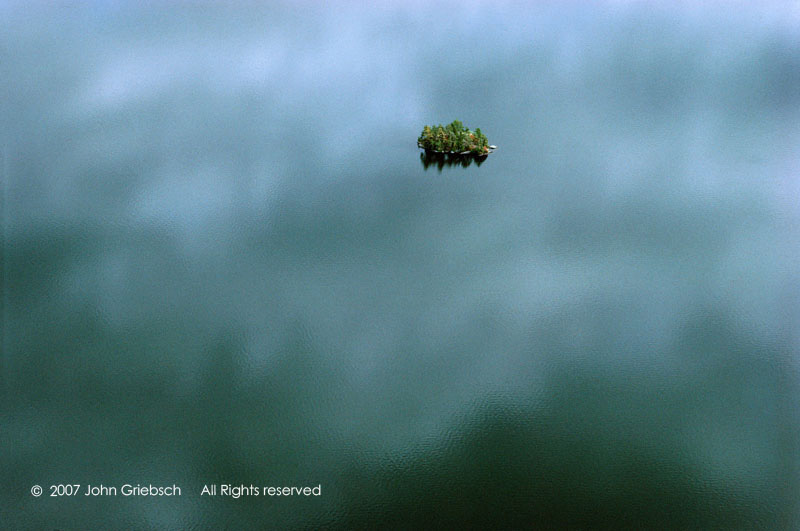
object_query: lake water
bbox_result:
[4,2,800,528]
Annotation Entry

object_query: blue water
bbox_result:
[3,2,800,528]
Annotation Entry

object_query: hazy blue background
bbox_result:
[3,1,800,528]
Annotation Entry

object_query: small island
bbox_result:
[418,120,496,156]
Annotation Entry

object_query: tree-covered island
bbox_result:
[418,120,495,155]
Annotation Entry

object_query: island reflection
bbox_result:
[420,150,488,171]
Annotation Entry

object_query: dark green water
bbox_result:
[3,3,800,528]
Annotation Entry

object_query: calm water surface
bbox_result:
[3,2,800,528]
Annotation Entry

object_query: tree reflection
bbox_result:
[420,150,488,172]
